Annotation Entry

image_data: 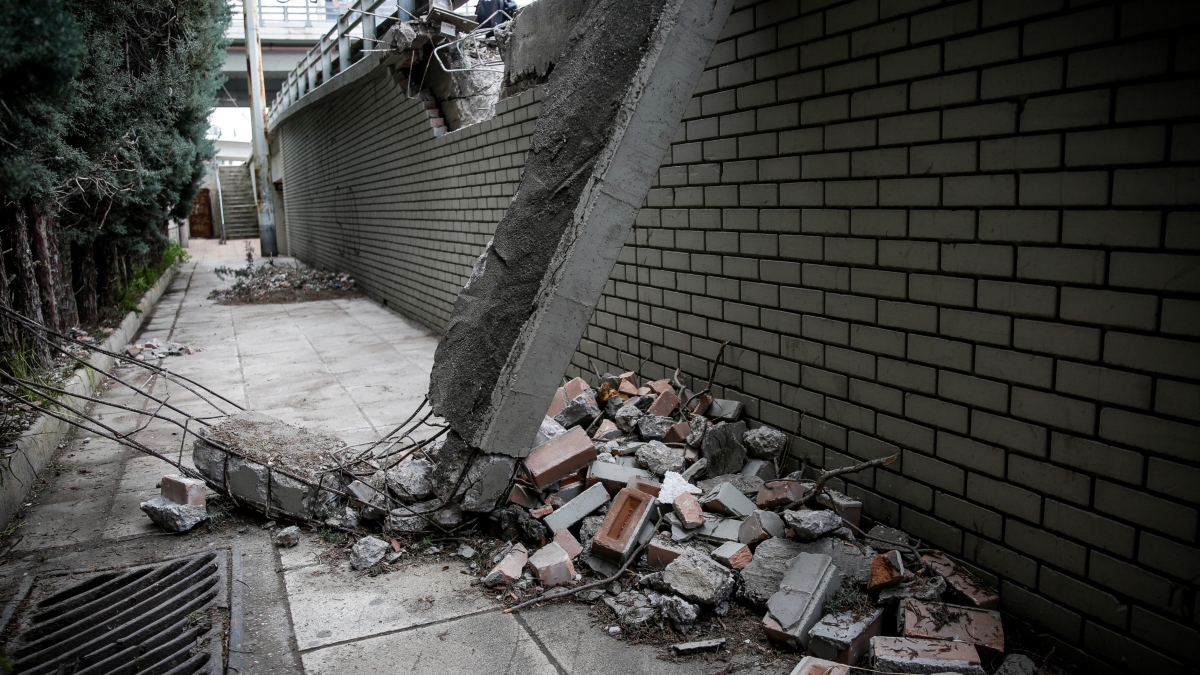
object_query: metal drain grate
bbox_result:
[3,549,241,675]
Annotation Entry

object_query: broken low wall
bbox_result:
[273,1,1200,671]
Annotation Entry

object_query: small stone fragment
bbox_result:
[140,496,207,532]
[783,509,843,540]
[743,425,787,460]
[660,594,700,628]
[350,536,390,570]
[922,552,1000,610]
[458,543,477,559]
[868,550,905,591]
[700,421,747,476]
[273,525,300,548]
[658,471,702,505]
[614,402,645,433]
[484,544,528,587]
[662,548,735,605]
[636,440,685,476]
[994,654,1037,675]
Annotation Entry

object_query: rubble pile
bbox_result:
[123,338,199,360]
[208,262,356,305]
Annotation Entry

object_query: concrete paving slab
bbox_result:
[283,558,494,650]
[12,497,108,552]
[102,490,170,540]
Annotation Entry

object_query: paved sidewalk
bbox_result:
[0,240,794,675]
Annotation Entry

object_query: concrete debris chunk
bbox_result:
[794,537,876,586]
[739,509,786,545]
[536,415,569,446]
[685,416,708,447]
[325,506,359,530]
[589,460,653,495]
[815,489,862,529]
[647,533,686,568]
[385,499,442,532]
[592,419,622,441]
[635,440,685,476]
[708,399,743,421]
[679,457,707,482]
[738,537,806,605]
[994,654,1037,675]
[544,481,610,532]
[700,421,748,476]
[922,553,1000,610]
[160,474,206,506]
[791,656,850,675]
[348,480,388,520]
[484,543,529,587]
[756,479,807,508]
[743,425,787,460]
[273,525,300,548]
[809,607,885,665]
[659,471,702,505]
[660,594,700,628]
[350,536,390,570]
[741,458,777,481]
[637,415,675,441]
[783,509,843,540]
[868,550,905,592]
[711,541,753,569]
[763,553,841,649]
[524,426,597,488]
[461,454,518,512]
[701,481,758,517]
[386,457,435,501]
[614,402,645,433]
[870,636,985,675]
[662,548,735,605]
[140,496,207,532]
[554,392,602,429]
[592,488,656,563]
[901,598,1005,653]
[529,542,576,588]
[458,543,477,559]
[604,591,657,628]
[670,637,723,655]
[699,472,764,496]
[866,524,913,551]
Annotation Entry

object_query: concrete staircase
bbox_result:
[217,164,259,239]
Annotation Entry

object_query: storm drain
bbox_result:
[2,549,242,675]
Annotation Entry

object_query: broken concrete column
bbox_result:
[427,0,736,460]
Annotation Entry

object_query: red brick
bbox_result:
[564,376,590,401]
[871,637,982,673]
[529,542,575,588]
[711,541,753,569]
[592,487,655,563]
[648,389,681,416]
[755,479,806,508]
[901,598,1004,654]
[685,392,713,415]
[792,657,850,675]
[636,386,652,396]
[484,544,528,587]
[662,420,691,444]
[553,528,582,559]
[531,503,554,519]
[161,474,206,506]
[922,553,1000,610]
[592,419,622,441]
[868,551,905,591]
[647,534,686,568]
[647,379,674,394]
[673,492,705,528]
[618,379,639,397]
[509,483,540,509]
[626,475,662,497]
[524,426,597,488]
[546,387,568,418]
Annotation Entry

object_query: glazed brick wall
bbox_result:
[276,1,1200,671]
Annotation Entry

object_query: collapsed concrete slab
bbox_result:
[427,0,736,461]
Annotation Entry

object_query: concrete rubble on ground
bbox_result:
[139,474,207,532]
[123,337,200,359]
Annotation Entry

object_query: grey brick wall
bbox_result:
[276,2,1200,671]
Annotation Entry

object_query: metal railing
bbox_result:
[265,0,419,127]
[230,0,342,28]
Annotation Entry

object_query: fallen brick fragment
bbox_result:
[530,503,554,519]
[564,376,590,401]
[791,656,850,675]
[625,475,662,497]
[647,379,674,395]
[738,509,786,545]
[525,426,596,488]
[662,419,692,444]
[809,607,884,664]
[673,492,706,529]
[544,481,609,531]
[901,598,1005,653]
[484,544,528,587]
[592,419,622,441]
[160,474,206,506]
[711,541,753,569]
[670,638,725,655]
[702,481,758,517]
[763,552,840,649]
[647,533,686,567]
[589,460,653,495]
[647,388,680,416]
[509,483,540,509]
[922,553,1000,610]
[553,528,583,559]
[592,487,656,563]
[756,479,806,508]
[867,550,905,592]
[870,636,985,675]
[529,542,576,588]
[546,387,568,418]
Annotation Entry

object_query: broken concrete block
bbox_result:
[700,421,748,476]
[711,541,752,570]
[529,542,576,588]
[922,553,1000,610]
[868,550,905,591]
[708,399,743,421]
[756,479,807,508]
[739,537,806,605]
[809,608,885,665]
[673,492,705,529]
[783,509,843,540]
[662,419,691,444]
[348,480,388,520]
[795,537,876,586]
[647,533,686,567]
[536,415,569,447]
[554,392,602,429]
[637,415,676,441]
[739,509,786,545]
[273,525,300,548]
[701,482,758,517]
[901,598,1005,653]
[870,636,985,675]
[685,415,709,447]
[662,547,735,605]
[604,590,658,628]
[659,471,701,505]
[816,489,862,529]
[647,388,680,416]
[484,543,529,587]
[790,656,850,675]
[592,487,656,563]
[636,440,685,476]
[140,496,207,532]
[592,419,622,441]
[614,402,645,433]
[699,472,765,496]
[544,481,610,531]
[160,474,206,506]
[386,457,435,501]
[553,527,582,559]
[350,536,390,570]
[625,475,661,497]
[995,654,1037,675]
[589,460,653,495]
[763,553,841,649]
[744,425,787,460]
[741,458,777,481]
[325,506,359,530]
[525,426,596,488]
